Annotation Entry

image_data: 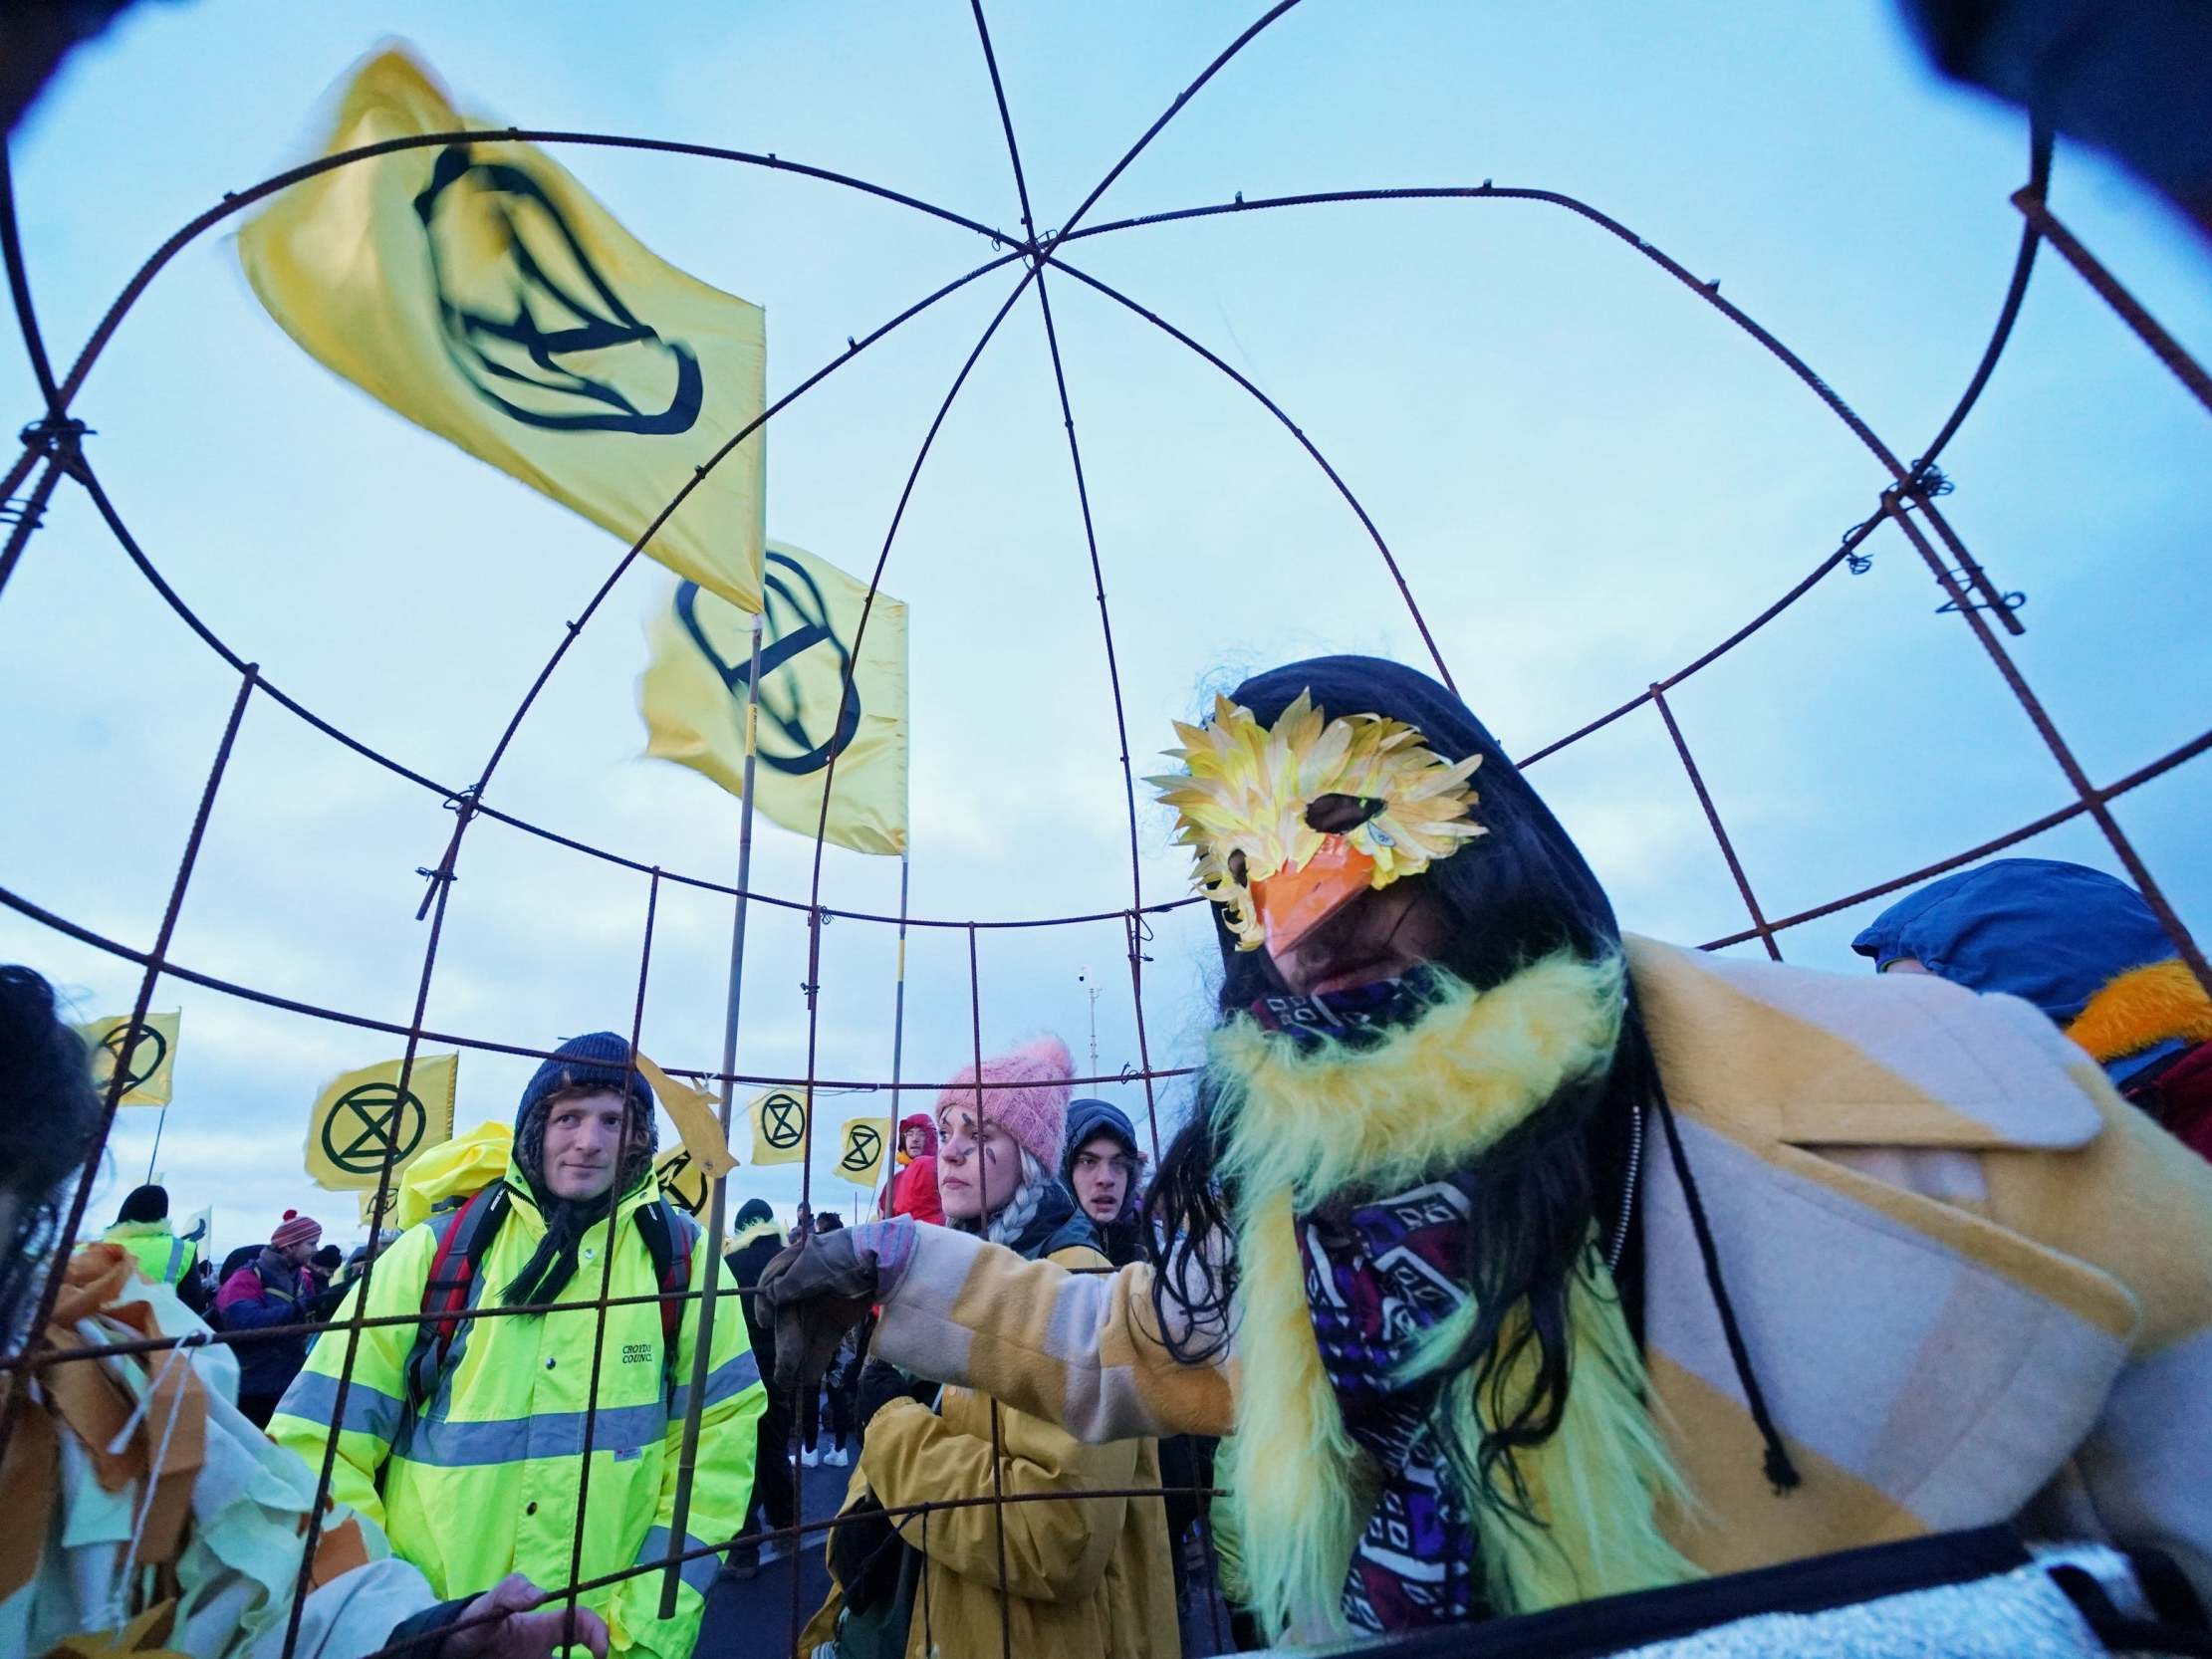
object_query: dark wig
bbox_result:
[1,967,106,1345]
[1139,655,1660,1517]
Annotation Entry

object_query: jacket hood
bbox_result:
[731,1216,785,1255]
[998,1179,1097,1263]
[1061,1098,1145,1226]
[896,1112,938,1161]
[1850,858,2194,1081]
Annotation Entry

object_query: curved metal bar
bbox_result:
[0,148,61,413]
[55,127,1018,408]
[1059,184,1908,475]
[1048,253,1458,689]
[1912,122,2054,474]
[787,264,1044,1227]
[1038,0,1310,256]
[1699,724,2212,952]
[456,243,1026,808]
[0,876,1193,1095]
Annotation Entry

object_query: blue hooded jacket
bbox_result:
[1850,857,2189,1085]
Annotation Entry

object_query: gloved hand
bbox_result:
[759,1218,914,1398]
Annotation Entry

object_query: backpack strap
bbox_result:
[404,1184,509,1411]
[632,1199,698,1393]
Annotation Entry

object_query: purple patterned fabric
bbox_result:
[1248,973,1489,1631]
[1299,1172,1484,1632]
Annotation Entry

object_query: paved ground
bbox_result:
[695,1448,845,1658]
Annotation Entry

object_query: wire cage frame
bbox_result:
[3,4,2210,1658]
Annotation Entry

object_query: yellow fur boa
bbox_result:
[2067,959,2212,1066]
[1215,953,1698,1639]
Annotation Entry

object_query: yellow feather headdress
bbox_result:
[1146,690,1486,951]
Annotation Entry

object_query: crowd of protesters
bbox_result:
[9,670,2212,1659]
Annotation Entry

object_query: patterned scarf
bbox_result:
[1216,955,1698,1642]
[1298,1170,1486,1630]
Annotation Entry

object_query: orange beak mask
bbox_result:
[1250,835,1377,958]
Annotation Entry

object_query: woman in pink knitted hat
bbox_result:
[801,1035,1178,1659]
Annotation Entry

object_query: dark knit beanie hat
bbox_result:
[516,1032,652,1132]
[513,1031,657,1197]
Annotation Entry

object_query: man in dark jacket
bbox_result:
[1060,1097,1147,1268]
[215,1208,324,1425]
[723,1196,796,1578]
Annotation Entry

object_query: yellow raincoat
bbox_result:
[270,1125,764,1659]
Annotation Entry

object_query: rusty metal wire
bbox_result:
[3,6,2210,1658]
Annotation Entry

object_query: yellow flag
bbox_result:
[77,1011,180,1107]
[305,1054,458,1191]
[239,48,765,611]
[640,541,908,855]
[359,1185,402,1230]
[832,1116,890,1189]
[747,1086,811,1166]
[653,1145,711,1217]
[633,1050,737,1178]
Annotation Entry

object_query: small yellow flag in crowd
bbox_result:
[653,1146,711,1218]
[640,542,909,856]
[304,1053,458,1191]
[832,1116,890,1188]
[747,1086,812,1166]
[359,1186,402,1229]
[239,47,767,611]
[76,1011,181,1107]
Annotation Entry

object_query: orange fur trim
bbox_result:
[2066,959,2212,1065]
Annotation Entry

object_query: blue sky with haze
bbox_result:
[4,0,2208,1251]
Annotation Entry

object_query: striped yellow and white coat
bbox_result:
[868,936,2212,1615]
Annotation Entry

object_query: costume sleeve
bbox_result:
[869,1224,1234,1443]
[862,1393,1138,1599]
[1993,1075,2212,1601]
[265,1228,435,1531]
[610,1242,767,1659]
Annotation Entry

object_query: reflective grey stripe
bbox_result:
[162,1236,186,1283]
[394,1399,668,1468]
[668,1347,762,1420]
[275,1368,405,1445]
[635,1526,721,1599]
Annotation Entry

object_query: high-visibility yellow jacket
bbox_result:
[269,1150,763,1659]
[101,1219,195,1286]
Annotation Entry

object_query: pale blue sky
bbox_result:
[4,1,2208,1250]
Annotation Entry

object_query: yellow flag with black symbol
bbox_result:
[305,1054,458,1191]
[832,1116,889,1189]
[653,1145,711,1217]
[76,1011,181,1107]
[639,541,908,856]
[359,1186,402,1230]
[747,1086,811,1166]
[238,47,765,611]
